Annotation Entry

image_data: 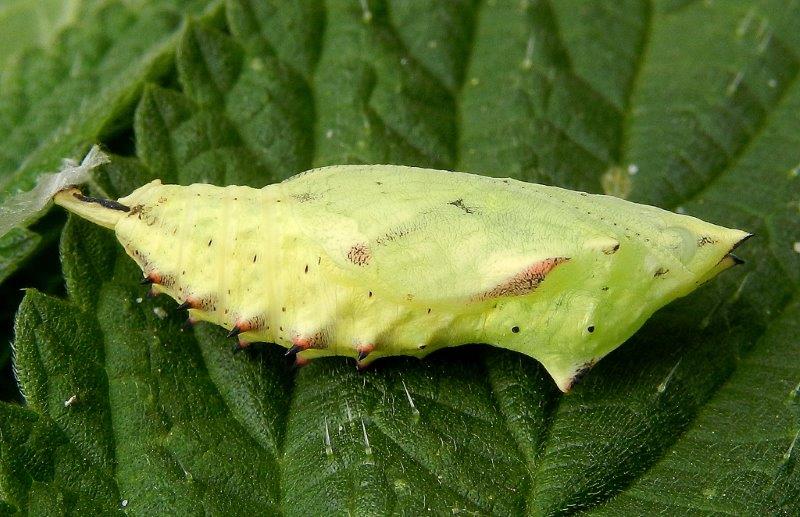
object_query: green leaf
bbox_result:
[2,0,799,514]
[0,0,82,64]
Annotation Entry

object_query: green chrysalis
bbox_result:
[35,154,749,392]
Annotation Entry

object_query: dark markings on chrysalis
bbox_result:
[448,198,478,214]
[474,257,569,301]
[567,359,597,391]
[74,193,130,212]
[347,243,372,266]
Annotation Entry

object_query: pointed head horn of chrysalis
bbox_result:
[674,221,753,293]
[692,231,753,286]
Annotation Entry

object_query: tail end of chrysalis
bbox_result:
[53,188,129,230]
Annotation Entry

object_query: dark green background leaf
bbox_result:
[1,1,798,515]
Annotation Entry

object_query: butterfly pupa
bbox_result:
[12,149,752,392]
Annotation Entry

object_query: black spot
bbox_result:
[601,286,609,291]
[427,308,431,314]
[368,291,373,298]
[253,255,257,263]
[208,239,213,247]
[511,326,520,333]
[654,267,669,277]
[418,344,427,350]
[281,307,286,312]
[304,264,309,273]
[587,325,595,333]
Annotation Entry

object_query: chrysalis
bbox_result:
[2,149,751,392]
